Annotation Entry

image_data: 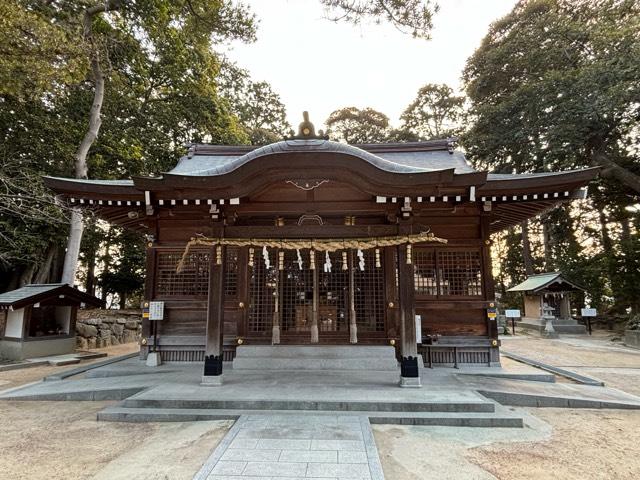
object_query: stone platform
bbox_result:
[518,317,587,334]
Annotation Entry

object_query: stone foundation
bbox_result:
[75,309,142,350]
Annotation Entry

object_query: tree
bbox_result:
[325,107,392,144]
[218,61,291,145]
[401,83,465,140]
[320,0,439,38]
[462,0,640,315]
[462,0,640,192]
[43,0,257,285]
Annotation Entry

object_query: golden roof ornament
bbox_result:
[288,111,329,140]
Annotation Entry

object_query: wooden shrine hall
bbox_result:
[45,113,598,386]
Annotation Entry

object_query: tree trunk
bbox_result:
[34,245,56,284]
[598,209,619,306]
[19,264,36,287]
[86,247,96,296]
[60,0,121,285]
[119,292,126,309]
[542,219,553,271]
[521,220,534,276]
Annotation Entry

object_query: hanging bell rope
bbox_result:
[177,232,446,273]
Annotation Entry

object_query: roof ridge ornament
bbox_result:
[288,111,329,140]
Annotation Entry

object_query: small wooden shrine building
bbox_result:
[508,272,587,334]
[44,114,597,385]
[0,283,104,360]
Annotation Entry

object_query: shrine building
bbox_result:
[45,113,597,387]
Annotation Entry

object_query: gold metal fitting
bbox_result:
[389,339,396,346]
[147,242,153,248]
[388,301,395,308]
[491,339,498,347]
[485,239,491,245]
[140,338,148,346]
[489,302,495,308]
[238,301,245,308]
[237,338,244,345]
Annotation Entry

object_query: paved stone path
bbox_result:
[193,414,384,479]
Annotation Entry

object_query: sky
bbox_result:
[222,0,518,130]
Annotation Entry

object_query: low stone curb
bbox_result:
[0,360,49,372]
[478,389,640,410]
[43,352,139,381]
[501,351,605,386]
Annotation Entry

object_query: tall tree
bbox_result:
[218,61,291,145]
[401,83,465,140]
[45,0,257,285]
[463,0,640,192]
[325,107,391,144]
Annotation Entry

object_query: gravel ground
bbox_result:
[0,343,139,391]
[0,400,231,480]
[375,330,640,480]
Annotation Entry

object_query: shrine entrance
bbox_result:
[247,248,388,344]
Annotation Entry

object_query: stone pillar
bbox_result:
[397,244,420,387]
[202,245,225,386]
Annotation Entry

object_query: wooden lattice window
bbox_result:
[354,249,385,332]
[319,251,349,333]
[413,248,483,298]
[414,249,437,296]
[248,248,276,334]
[224,247,239,298]
[439,251,482,296]
[155,250,209,297]
[281,250,314,333]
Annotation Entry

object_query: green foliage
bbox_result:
[0,0,293,295]
[463,0,640,314]
[326,107,392,144]
[401,83,465,140]
[218,61,291,144]
[320,0,439,39]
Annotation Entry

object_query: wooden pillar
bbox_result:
[202,245,225,385]
[480,215,498,340]
[397,243,420,387]
[272,250,281,344]
[311,254,319,343]
[349,249,357,344]
[141,245,156,359]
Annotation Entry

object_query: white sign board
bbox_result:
[505,309,521,318]
[581,308,597,317]
[149,301,165,320]
[415,315,422,343]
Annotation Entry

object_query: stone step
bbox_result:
[121,397,495,413]
[235,345,397,358]
[233,345,399,371]
[232,357,398,371]
[97,406,522,427]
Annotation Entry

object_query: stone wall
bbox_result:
[625,330,640,350]
[75,309,142,350]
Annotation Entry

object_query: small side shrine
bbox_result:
[508,272,587,335]
[0,284,104,360]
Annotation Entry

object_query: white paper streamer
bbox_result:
[263,245,271,269]
[324,251,332,273]
[357,249,365,271]
[296,249,303,270]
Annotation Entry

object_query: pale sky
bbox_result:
[222,0,518,130]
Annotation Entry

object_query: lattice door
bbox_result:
[354,249,386,333]
[248,248,277,335]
